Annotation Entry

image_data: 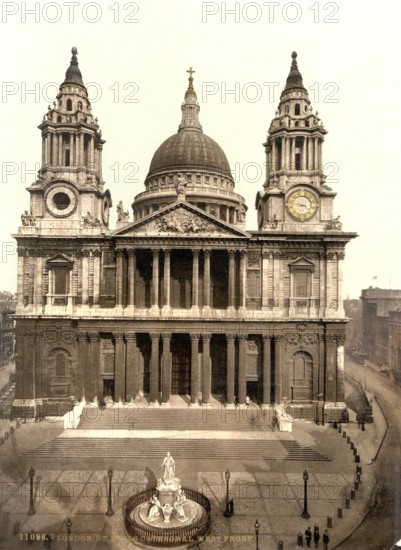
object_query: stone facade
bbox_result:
[12,49,356,418]
[0,301,16,365]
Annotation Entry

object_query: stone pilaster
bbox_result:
[114,334,126,402]
[201,334,211,404]
[151,249,159,309]
[150,333,160,404]
[226,334,236,405]
[163,249,171,307]
[262,334,271,404]
[192,250,199,308]
[88,332,100,402]
[161,333,172,404]
[190,334,200,405]
[238,334,247,403]
[228,250,236,309]
[125,332,137,401]
[76,332,87,401]
[274,335,284,403]
[127,249,136,307]
[203,250,211,309]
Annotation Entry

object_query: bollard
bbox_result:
[337,507,343,518]
[338,425,342,433]
[10,426,14,434]
[356,465,362,475]
[16,420,20,429]
[355,454,360,463]
[356,472,361,484]
[228,499,234,516]
[333,421,338,429]
[353,448,357,456]
[345,497,350,509]
[355,480,359,490]
[327,516,332,528]
[346,436,351,444]
[278,541,284,550]
[350,489,356,500]
[297,532,303,546]
[343,431,346,438]
[350,442,354,450]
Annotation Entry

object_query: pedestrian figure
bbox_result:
[323,530,329,550]
[43,534,52,549]
[245,395,250,407]
[313,525,320,548]
[305,526,312,548]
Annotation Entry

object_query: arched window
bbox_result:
[294,103,300,115]
[78,101,83,110]
[57,115,62,123]
[305,120,310,127]
[66,99,72,111]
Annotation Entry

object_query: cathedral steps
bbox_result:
[25,437,330,461]
[77,406,273,431]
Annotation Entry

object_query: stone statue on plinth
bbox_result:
[162,451,175,482]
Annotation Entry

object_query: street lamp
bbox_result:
[223,468,231,517]
[301,470,310,519]
[106,467,114,516]
[66,517,72,550]
[254,519,260,550]
[28,467,35,516]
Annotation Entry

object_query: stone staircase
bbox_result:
[25,437,330,461]
[77,405,273,431]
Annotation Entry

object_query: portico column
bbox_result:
[88,332,100,402]
[192,250,199,308]
[77,332,88,401]
[226,334,236,405]
[238,335,247,404]
[127,249,136,306]
[228,250,236,309]
[163,249,171,307]
[239,250,247,309]
[202,334,212,404]
[150,333,160,404]
[190,334,200,405]
[203,250,211,308]
[151,249,159,308]
[161,333,172,404]
[274,335,284,403]
[125,332,137,401]
[114,334,126,401]
[116,250,124,306]
[262,335,271,405]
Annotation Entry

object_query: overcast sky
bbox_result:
[1,0,400,299]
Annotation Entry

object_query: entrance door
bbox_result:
[103,379,114,398]
[171,336,191,394]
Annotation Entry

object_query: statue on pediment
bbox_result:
[82,211,102,228]
[21,210,35,227]
[175,174,186,197]
[117,200,129,222]
[326,215,342,230]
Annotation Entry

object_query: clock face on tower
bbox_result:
[286,189,318,221]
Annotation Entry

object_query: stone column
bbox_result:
[116,250,124,307]
[42,135,46,166]
[261,251,269,309]
[93,251,100,306]
[203,250,211,308]
[285,136,290,169]
[192,250,199,308]
[88,332,100,402]
[51,132,57,166]
[239,251,247,310]
[228,250,236,309]
[238,335,247,404]
[47,133,52,165]
[151,249,159,308]
[17,251,25,307]
[161,333,172,404]
[271,139,276,172]
[77,332,87,401]
[226,334,236,405]
[150,333,160,404]
[81,253,89,306]
[308,137,313,170]
[58,134,63,166]
[190,334,200,405]
[319,138,323,171]
[75,133,80,166]
[114,334,126,402]
[201,334,212,403]
[89,136,95,170]
[80,133,85,166]
[302,136,307,170]
[163,249,171,307]
[273,335,283,403]
[127,249,136,306]
[314,137,319,169]
[34,256,43,307]
[125,332,137,401]
[325,334,337,402]
[262,335,271,405]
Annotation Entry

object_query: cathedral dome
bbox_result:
[147,129,232,179]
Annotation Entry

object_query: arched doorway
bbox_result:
[171,334,191,395]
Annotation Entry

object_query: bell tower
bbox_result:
[256,52,339,233]
[24,47,112,235]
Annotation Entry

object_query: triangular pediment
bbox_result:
[288,256,315,271]
[46,253,73,266]
[113,201,249,238]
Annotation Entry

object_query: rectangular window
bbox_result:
[295,153,301,171]
[294,271,308,297]
[54,268,69,294]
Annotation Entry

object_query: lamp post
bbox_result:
[254,519,260,550]
[66,517,72,550]
[301,469,310,519]
[28,467,35,515]
[106,467,114,516]
[223,468,231,517]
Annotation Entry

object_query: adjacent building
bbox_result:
[12,49,356,419]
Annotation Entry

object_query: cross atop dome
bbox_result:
[185,66,196,99]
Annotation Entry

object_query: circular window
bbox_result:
[53,192,71,210]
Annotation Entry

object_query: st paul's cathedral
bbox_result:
[12,49,356,420]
